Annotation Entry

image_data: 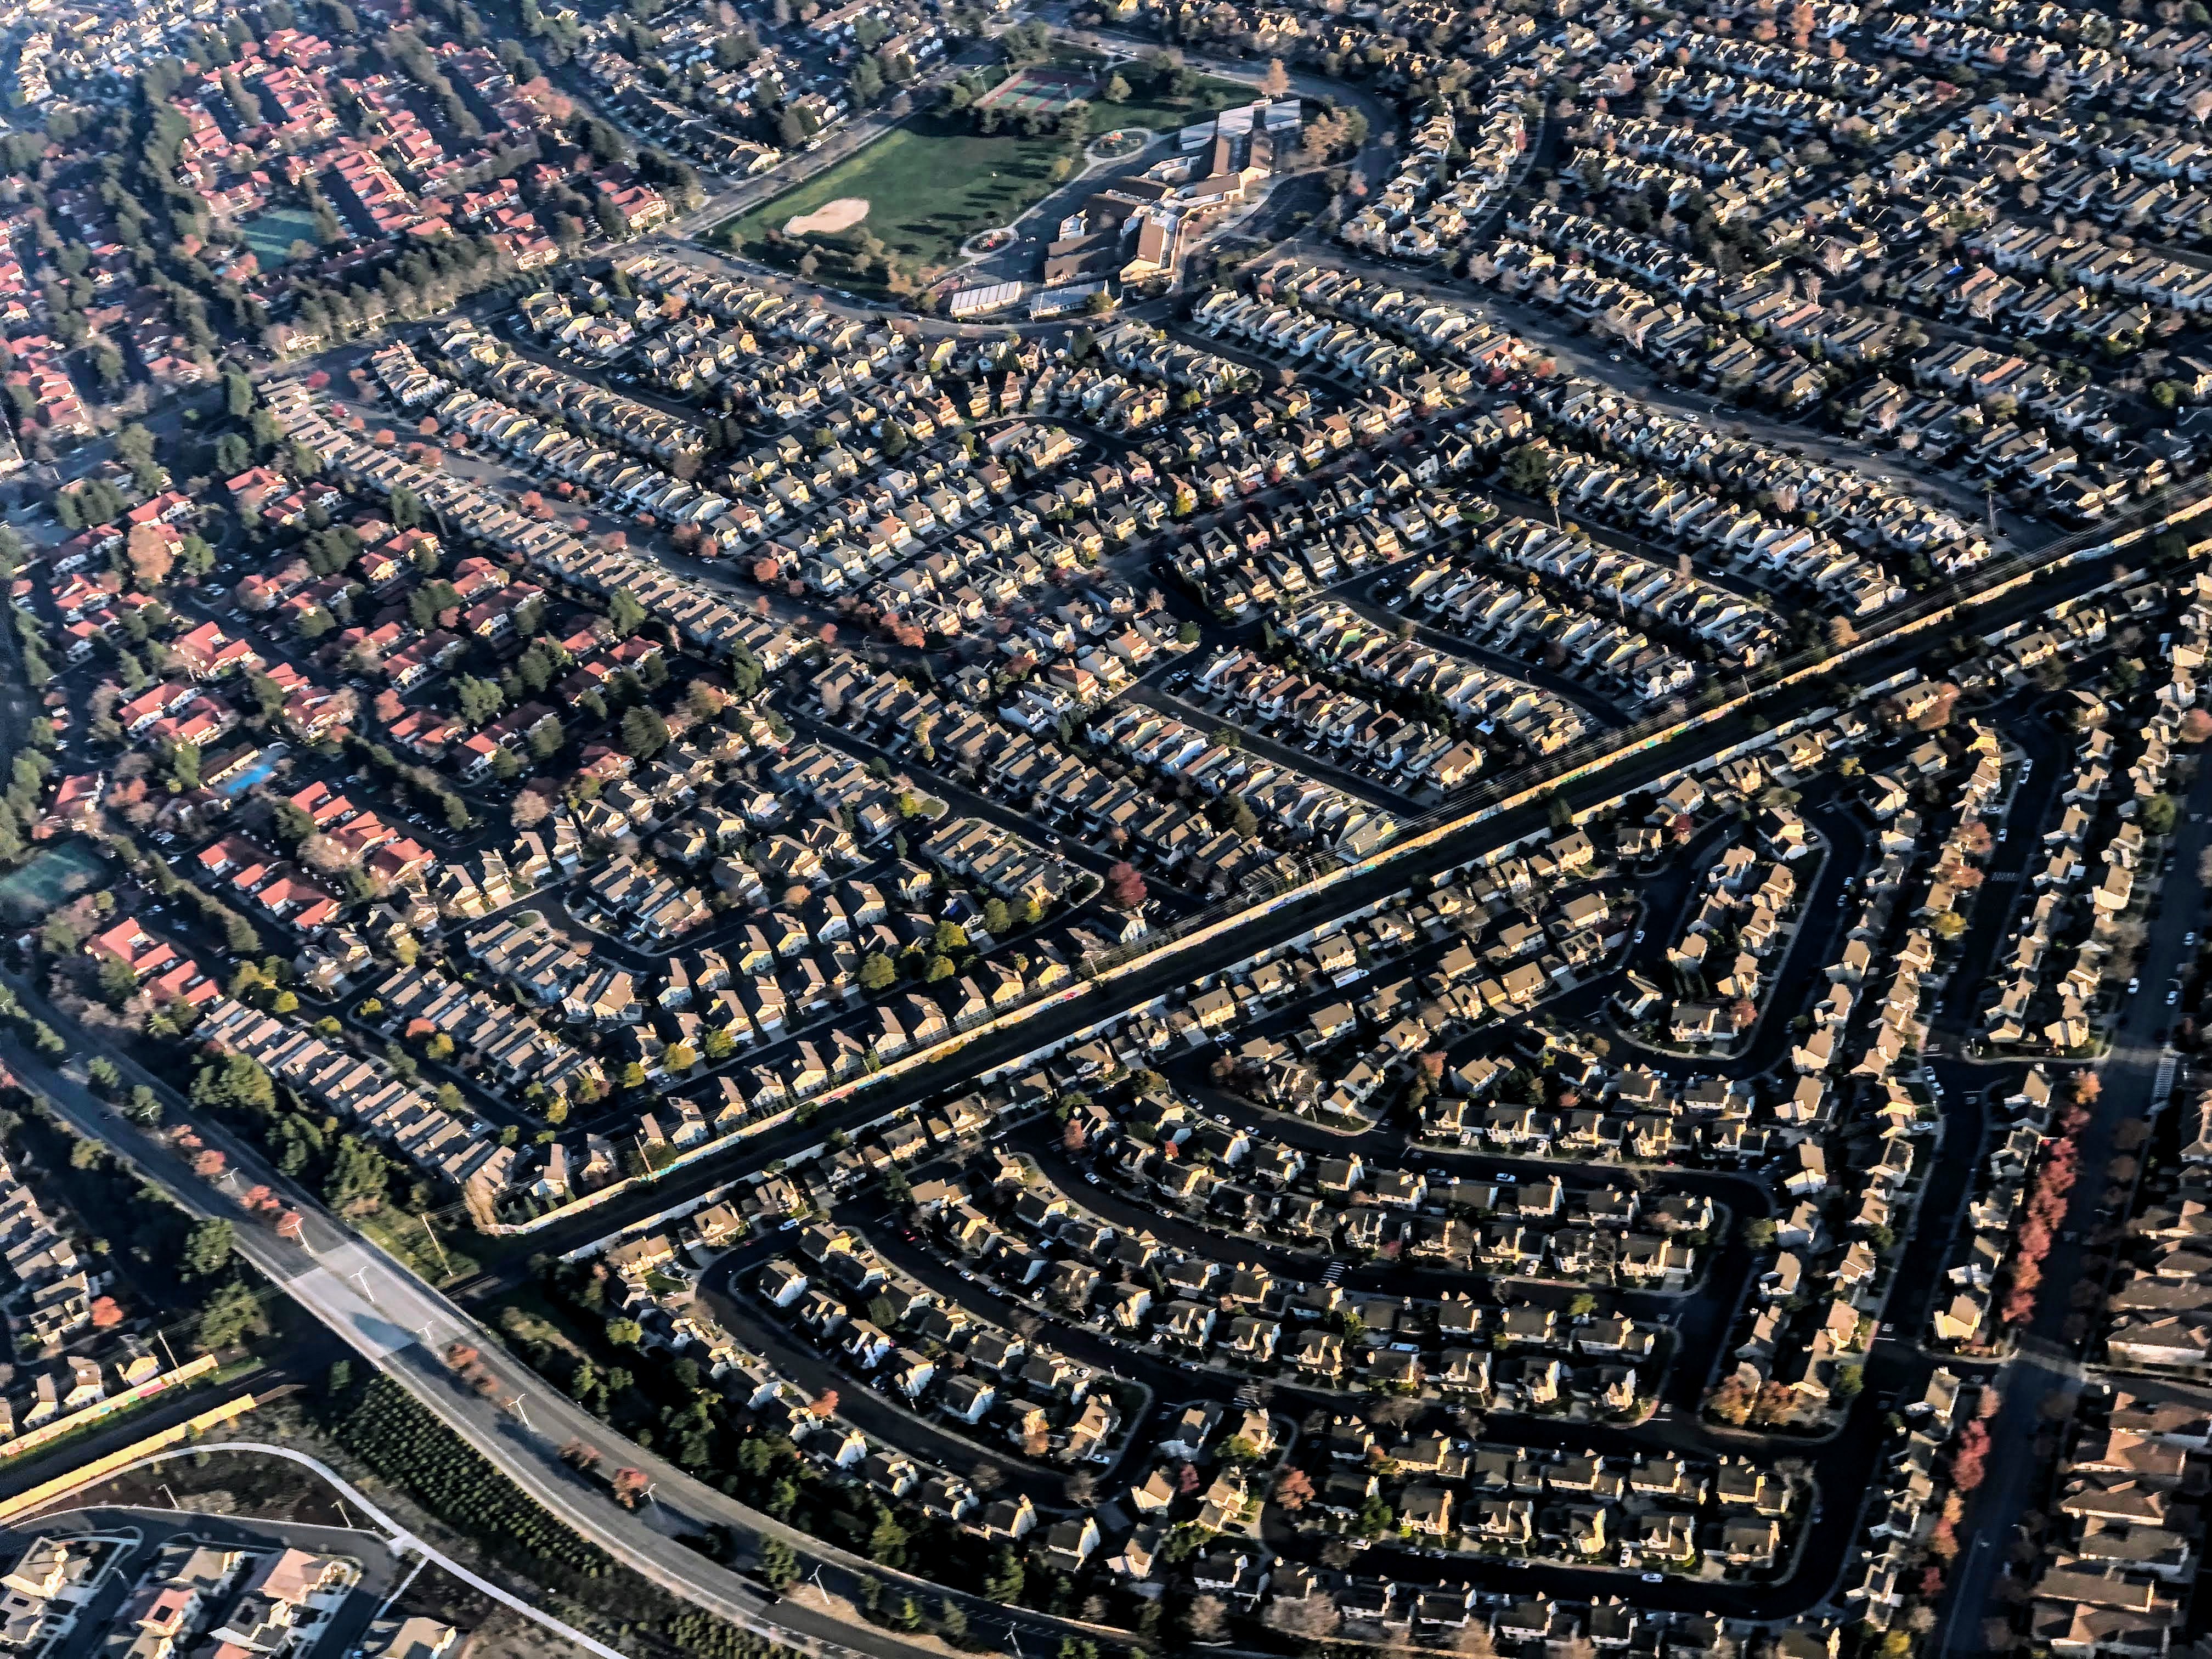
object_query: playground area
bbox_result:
[974,65,1099,116]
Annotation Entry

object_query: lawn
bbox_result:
[236,205,324,267]
[724,113,1076,286]
[722,78,1266,292]
[1089,75,1255,134]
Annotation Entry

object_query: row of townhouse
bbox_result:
[1838,1370,1975,1633]
[823,656,1285,893]
[2109,1077,2212,1380]
[1193,646,1487,786]
[1285,1430,1786,1575]
[1339,93,1528,263]
[1090,704,1397,855]
[1282,601,1593,755]
[430,382,733,529]
[1566,143,1783,223]
[429,326,706,464]
[1535,375,1978,574]
[1252,262,1547,381]
[366,964,606,1105]
[197,996,518,1198]
[262,382,804,670]
[1662,19,1890,95]
[1956,218,2212,313]
[1505,202,1720,300]
[2012,1399,2201,1655]
[1403,555,1700,706]
[1189,292,1420,386]
[1475,510,1792,667]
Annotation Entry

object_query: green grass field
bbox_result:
[722,77,1262,292]
[1090,76,1254,134]
[726,114,1074,284]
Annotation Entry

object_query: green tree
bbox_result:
[983,1545,1024,1603]
[757,1538,800,1588]
[608,589,648,637]
[194,1279,269,1351]
[620,706,670,758]
[181,1218,236,1280]
[323,1135,391,1215]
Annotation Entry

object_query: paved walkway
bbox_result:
[62,1442,625,1659]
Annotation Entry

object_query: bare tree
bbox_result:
[1185,1596,1228,1643]
[1263,1599,1341,1644]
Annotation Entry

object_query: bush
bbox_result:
[327,1376,612,1585]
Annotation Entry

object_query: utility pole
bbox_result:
[417,1210,449,1276]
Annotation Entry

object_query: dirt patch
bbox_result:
[785,198,870,236]
[789,1583,966,1655]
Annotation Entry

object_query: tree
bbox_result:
[1103,71,1131,101]
[756,1538,800,1588]
[859,952,898,992]
[1265,1598,1341,1645]
[608,589,648,638]
[2142,793,2180,837]
[1273,1466,1314,1510]
[1185,1596,1228,1643]
[1501,442,1555,495]
[620,706,670,758]
[126,522,176,588]
[982,1546,1024,1603]
[1262,57,1290,95]
[194,1279,268,1351]
[181,1218,235,1280]
[1105,860,1147,909]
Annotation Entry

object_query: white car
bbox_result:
[2169,988,2182,1005]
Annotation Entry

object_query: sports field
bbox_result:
[720,75,1273,294]
[724,114,1074,285]
[974,65,1098,115]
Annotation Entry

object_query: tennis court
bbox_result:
[975,66,1099,116]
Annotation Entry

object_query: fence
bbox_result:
[0,1390,261,1524]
